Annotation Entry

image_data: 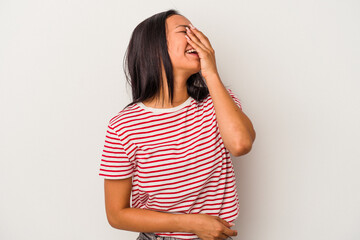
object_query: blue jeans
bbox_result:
[136,232,234,240]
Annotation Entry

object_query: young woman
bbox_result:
[99,9,256,240]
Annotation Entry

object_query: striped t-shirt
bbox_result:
[99,88,243,239]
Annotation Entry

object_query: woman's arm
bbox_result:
[184,25,256,156]
[109,207,189,233]
[104,178,189,232]
[205,73,256,156]
[104,179,237,238]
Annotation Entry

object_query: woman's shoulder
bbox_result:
[107,101,151,128]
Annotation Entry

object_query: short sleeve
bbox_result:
[98,122,134,179]
[227,88,243,110]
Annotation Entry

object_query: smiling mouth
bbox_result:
[185,49,199,58]
[185,49,197,54]
[187,52,199,58]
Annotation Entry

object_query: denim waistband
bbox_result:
[136,232,233,240]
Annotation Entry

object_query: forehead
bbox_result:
[166,14,191,30]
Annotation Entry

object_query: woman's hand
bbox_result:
[185,213,238,240]
[185,24,219,80]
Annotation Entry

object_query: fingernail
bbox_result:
[229,222,235,226]
[189,23,196,29]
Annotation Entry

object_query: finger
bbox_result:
[185,34,205,55]
[224,227,238,238]
[187,25,214,51]
[186,27,206,51]
[217,218,237,238]
[186,26,204,48]
[218,232,231,240]
[218,217,234,228]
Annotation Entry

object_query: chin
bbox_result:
[190,68,201,75]
[191,63,201,72]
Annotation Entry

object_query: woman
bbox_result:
[99,9,256,240]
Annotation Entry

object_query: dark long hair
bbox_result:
[122,9,209,110]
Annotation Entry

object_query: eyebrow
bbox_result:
[175,24,190,29]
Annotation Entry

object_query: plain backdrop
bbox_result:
[0,0,359,239]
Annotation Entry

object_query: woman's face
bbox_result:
[165,15,201,77]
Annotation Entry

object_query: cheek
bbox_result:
[170,37,187,53]
[168,47,185,61]
[167,38,188,63]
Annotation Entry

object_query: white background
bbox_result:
[0,0,359,239]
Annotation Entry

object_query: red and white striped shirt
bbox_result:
[99,88,243,239]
